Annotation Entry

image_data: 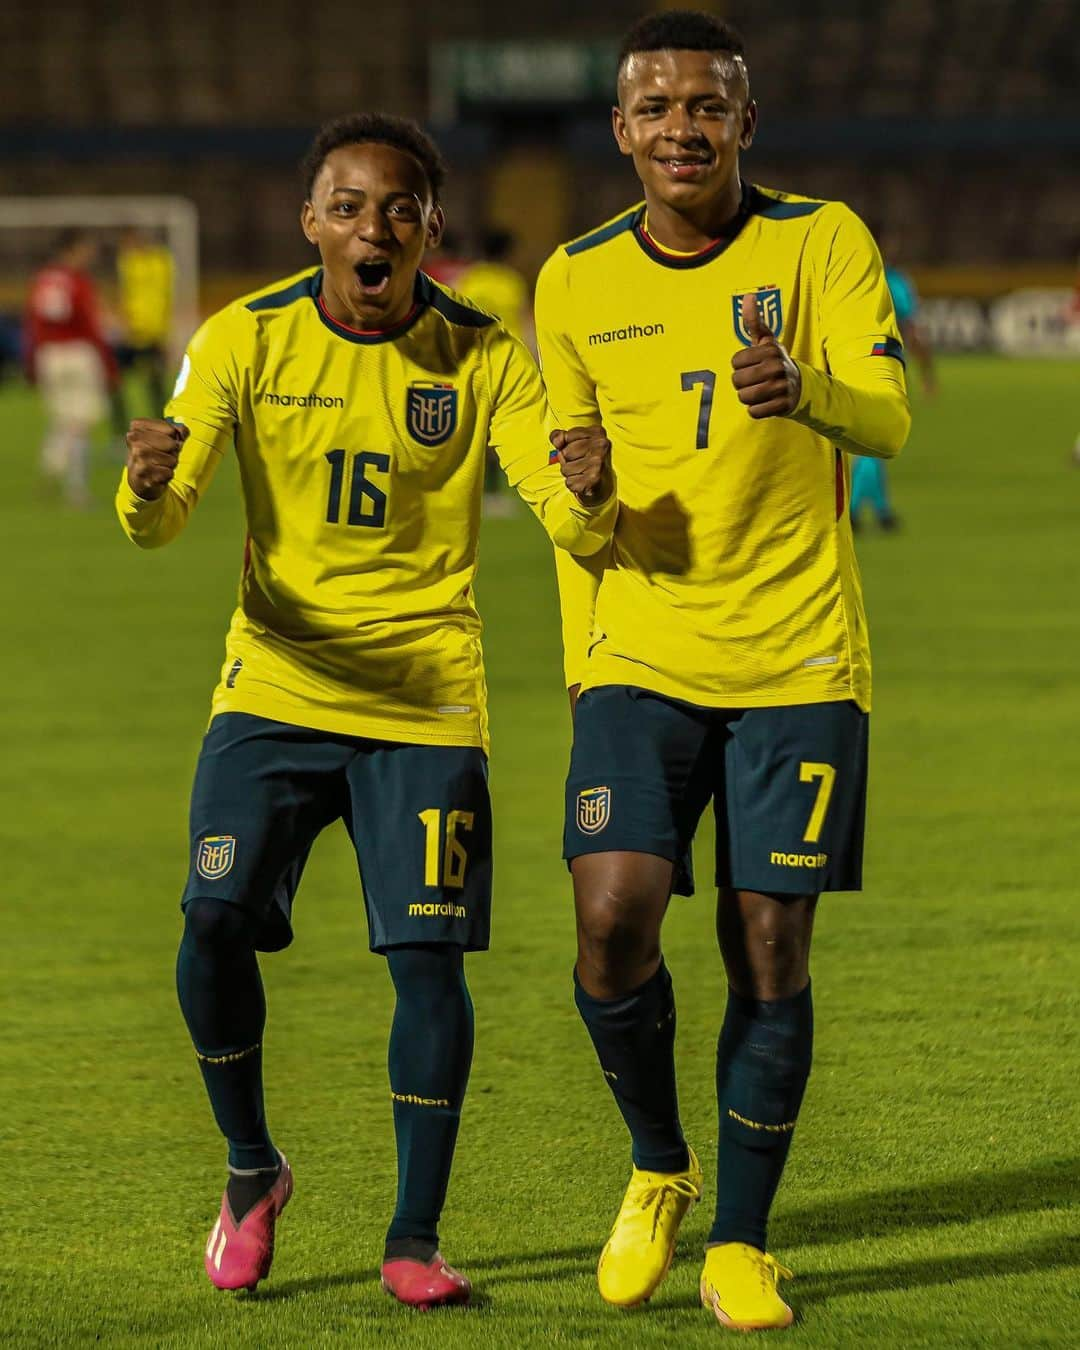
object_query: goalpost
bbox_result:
[0,195,200,362]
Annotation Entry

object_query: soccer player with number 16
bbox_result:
[116,113,614,1308]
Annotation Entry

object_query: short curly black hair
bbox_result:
[301,113,447,203]
[617,10,746,76]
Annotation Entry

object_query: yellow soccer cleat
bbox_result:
[597,1146,703,1307]
[700,1242,794,1331]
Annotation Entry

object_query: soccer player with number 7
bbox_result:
[116,113,615,1307]
[534,10,910,1332]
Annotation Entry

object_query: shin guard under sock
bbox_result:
[574,960,689,1173]
[384,945,474,1259]
[176,898,277,1172]
[710,982,813,1250]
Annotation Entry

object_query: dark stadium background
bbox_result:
[1,0,1077,313]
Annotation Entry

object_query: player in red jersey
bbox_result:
[24,229,117,508]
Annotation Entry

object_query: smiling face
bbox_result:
[614,48,756,243]
[301,141,444,330]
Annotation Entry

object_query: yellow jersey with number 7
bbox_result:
[535,185,910,712]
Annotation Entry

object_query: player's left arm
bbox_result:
[486,330,616,556]
[798,206,911,457]
[898,318,937,399]
[731,206,911,459]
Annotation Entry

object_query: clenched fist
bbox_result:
[549,425,614,507]
[125,419,189,501]
[731,292,802,419]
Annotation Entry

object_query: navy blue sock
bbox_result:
[384,945,474,1260]
[574,960,689,1173]
[176,898,277,1173]
[710,982,813,1250]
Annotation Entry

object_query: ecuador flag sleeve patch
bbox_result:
[871,336,906,364]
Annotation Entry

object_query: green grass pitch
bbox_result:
[0,358,1077,1347]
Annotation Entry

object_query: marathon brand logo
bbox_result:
[261,390,344,408]
[406,382,457,445]
[391,1091,451,1107]
[770,850,828,869]
[588,321,665,346]
[727,1108,798,1134]
[408,901,467,918]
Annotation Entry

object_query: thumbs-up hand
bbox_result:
[730,291,802,419]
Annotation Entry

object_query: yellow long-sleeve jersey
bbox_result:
[455,260,529,343]
[116,267,615,751]
[534,184,911,712]
[117,243,174,346]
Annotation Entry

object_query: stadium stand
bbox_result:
[0,0,1076,274]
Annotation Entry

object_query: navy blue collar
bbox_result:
[311,269,433,344]
[633,182,756,269]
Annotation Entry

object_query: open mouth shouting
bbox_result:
[354,258,393,296]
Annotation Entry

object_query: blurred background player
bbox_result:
[422,226,468,289]
[113,225,174,420]
[456,228,531,517]
[23,227,116,508]
[851,227,937,532]
[456,229,529,343]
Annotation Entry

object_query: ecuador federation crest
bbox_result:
[406,382,458,446]
[196,835,236,880]
[732,287,784,346]
[577,786,612,835]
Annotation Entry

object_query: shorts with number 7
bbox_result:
[564,686,867,895]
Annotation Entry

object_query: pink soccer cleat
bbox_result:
[204,1155,293,1292]
[380,1253,472,1309]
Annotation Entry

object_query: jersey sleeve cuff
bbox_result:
[116,471,161,512]
[792,360,817,417]
[571,487,618,526]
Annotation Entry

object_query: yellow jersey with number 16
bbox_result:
[535,184,910,712]
[115,267,614,751]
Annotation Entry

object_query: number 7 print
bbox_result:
[799,762,836,844]
[680,369,716,450]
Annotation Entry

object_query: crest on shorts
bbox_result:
[732,287,783,346]
[196,835,236,880]
[577,786,612,835]
[406,382,457,446]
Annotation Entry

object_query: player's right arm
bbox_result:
[534,247,609,698]
[485,329,616,555]
[115,307,244,548]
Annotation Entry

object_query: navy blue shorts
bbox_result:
[182,713,492,952]
[565,687,868,896]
